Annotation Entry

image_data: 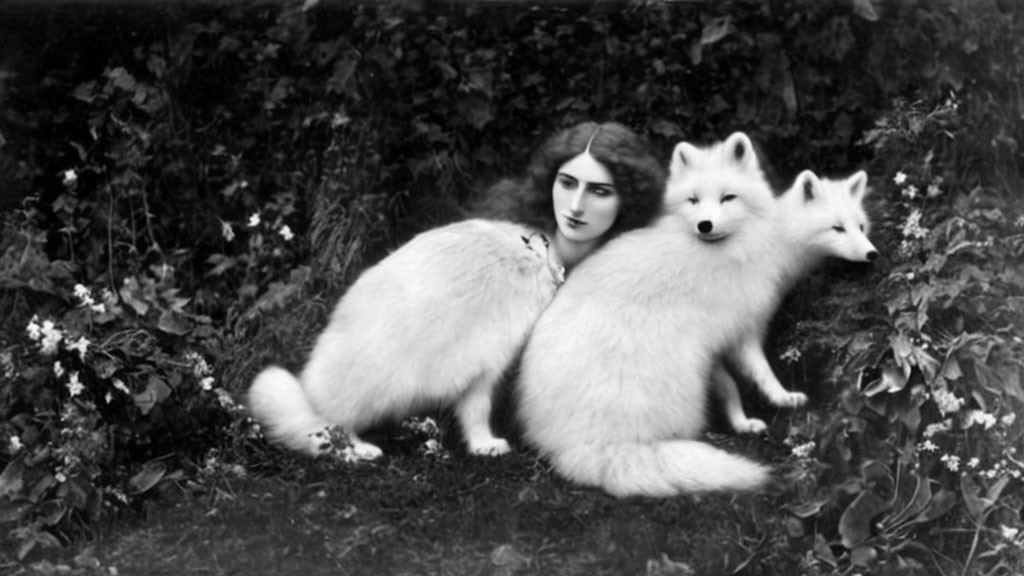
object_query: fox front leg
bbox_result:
[728,337,807,409]
[710,363,767,434]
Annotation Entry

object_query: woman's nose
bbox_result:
[569,190,586,215]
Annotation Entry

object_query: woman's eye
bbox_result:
[558,177,577,190]
[590,186,614,197]
[721,194,737,203]
[833,225,846,233]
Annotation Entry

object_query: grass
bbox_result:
[5,424,812,576]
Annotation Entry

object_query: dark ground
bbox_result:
[4,430,815,576]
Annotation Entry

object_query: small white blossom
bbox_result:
[67,371,84,397]
[791,441,816,459]
[926,183,942,198]
[279,225,294,242]
[62,169,78,187]
[893,171,908,185]
[105,392,113,404]
[221,221,235,242]
[54,361,65,378]
[932,388,964,416]
[924,418,953,438]
[67,336,90,360]
[247,212,261,227]
[39,320,64,355]
[113,379,130,394]
[73,284,95,307]
[967,457,980,469]
[1002,412,1017,427]
[963,410,997,430]
[901,209,928,239]
[919,440,939,452]
[26,315,43,341]
[1000,525,1020,541]
[779,346,802,363]
[8,436,23,454]
[901,185,918,199]
[200,376,215,391]
[55,472,67,483]
[941,453,961,472]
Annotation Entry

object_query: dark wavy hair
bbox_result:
[471,122,666,240]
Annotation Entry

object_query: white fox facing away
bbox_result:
[516,132,877,497]
[248,219,563,460]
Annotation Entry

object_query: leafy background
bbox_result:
[0,0,1022,574]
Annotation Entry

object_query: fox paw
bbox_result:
[769,391,808,408]
[734,418,768,435]
[468,438,511,457]
[349,442,384,460]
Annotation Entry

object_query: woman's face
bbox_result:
[551,152,621,244]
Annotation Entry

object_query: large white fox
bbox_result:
[712,169,878,435]
[516,132,877,497]
[248,219,563,459]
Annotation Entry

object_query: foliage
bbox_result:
[0,0,1021,573]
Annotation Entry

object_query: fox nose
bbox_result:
[866,250,878,262]
[697,221,713,234]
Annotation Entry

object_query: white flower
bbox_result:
[893,171,908,185]
[113,379,130,394]
[39,320,64,355]
[1000,525,1020,541]
[67,336,90,360]
[963,410,996,430]
[200,376,215,391]
[1002,412,1017,427]
[105,392,113,404]
[924,418,953,438]
[221,221,235,242]
[926,183,942,198]
[790,441,816,459]
[8,436,23,454]
[247,212,261,228]
[73,284,94,306]
[67,372,84,397]
[901,185,918,199]
[941,453,961,472]
[55,472,67,483]
[779,346,802,363]
[90,302,107,315]
[62,169,78,187]
[26,315,42,341]
[54,361,65,378]
[279,225,294,242]
[932,388,964,416]
[919,440,939,452]
[967,457,980,469]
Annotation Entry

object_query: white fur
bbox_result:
[248,219,561,459]
[518,132,813,496]
[713,169,878,434]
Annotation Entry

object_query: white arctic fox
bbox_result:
[248,219,564,459]
[516,132,877,497]
[712,169,878,435]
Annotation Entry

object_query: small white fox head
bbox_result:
[665,132,775,244]
[783,169,878,263]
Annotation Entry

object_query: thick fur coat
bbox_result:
[248,219,562,459]
[516,132,877,497]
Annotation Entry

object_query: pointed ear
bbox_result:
[848,170,868,201]
[793,170,821,202]
[670,141,702,178]
[723,132,760,172]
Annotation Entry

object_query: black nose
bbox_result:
[697,221,713,234]
[866,250,878,262]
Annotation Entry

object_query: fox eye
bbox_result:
[833,225,846,233]
[687,197,699,205]
[859,224,866,232]
[721,194,737,203]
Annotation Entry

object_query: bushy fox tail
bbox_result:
[247,366,332,456]
[554,439,771,498]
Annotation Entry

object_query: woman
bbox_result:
[247,121,667,460]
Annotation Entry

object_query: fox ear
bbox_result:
[723,132,760,172]
[848,170,869,201]
[670,141,702,178]
[794,170,821,202]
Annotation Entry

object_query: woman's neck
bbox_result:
[553,232,601,272]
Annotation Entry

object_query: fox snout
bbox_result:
[697,220,714,234]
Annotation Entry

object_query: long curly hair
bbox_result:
[472,122,666,240]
